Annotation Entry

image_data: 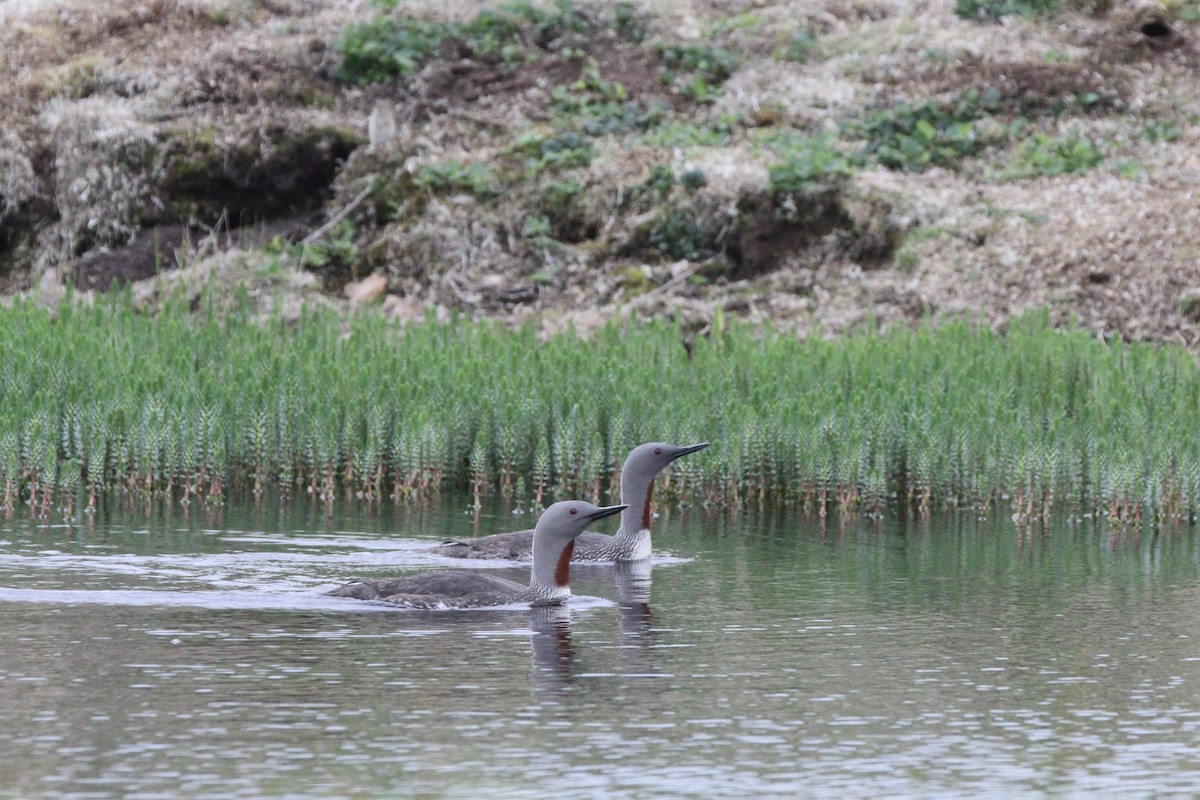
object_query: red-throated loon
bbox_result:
[327,501,627,608]
[434,442,708,562]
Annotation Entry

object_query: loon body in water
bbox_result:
[327,501,627,609]
[434,441,709,562]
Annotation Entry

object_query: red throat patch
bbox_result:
[554,540,575,587]
[642,481,654,529]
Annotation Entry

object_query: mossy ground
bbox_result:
[1,0,1199,343]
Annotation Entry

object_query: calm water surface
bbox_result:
[3,499,1200,798]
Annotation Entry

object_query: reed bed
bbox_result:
[2,293,1199,522]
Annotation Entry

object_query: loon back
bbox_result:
[326,573,528,604]
[433,440,709,563]
[436,528,536,559]
[437,530,630,561]
[327,500,629,609]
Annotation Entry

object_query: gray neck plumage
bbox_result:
[529,536,573,604]
[613,472,654,556]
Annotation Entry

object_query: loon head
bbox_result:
[533,501,627,588]
[620,442,710,529]
[536,500,628,543]
[621,442,710,489]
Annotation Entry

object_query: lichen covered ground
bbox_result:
[2,0,1199,343]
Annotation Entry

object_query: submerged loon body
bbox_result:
[434,441,709,562]
[327,501,627,609]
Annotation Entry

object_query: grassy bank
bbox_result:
[2,294,1199,522]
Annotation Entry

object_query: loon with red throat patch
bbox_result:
[327,501,626,609]
[435,441,710,562]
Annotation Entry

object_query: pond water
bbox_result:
[3,498,1200,798]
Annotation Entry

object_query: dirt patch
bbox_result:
[724,184,901,281]
[153,124,361,227]
[412,44,675,117]
[727,190,850,280]
[1084,3,1197,62]
[589,45,680,109]
[0,129,54,273]
[72,224,207,290]
[414,54,581,113]
[932,58,1126,115]
[72,214,318,290]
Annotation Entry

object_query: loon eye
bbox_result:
[654,447,663,455]
[569,507,577,515]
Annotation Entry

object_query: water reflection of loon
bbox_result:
[613,560,660,681]
[527,563,657,696]
[529,605,575,694]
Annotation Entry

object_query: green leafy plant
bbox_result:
[520,214,558,253]
[335,18,447,83]
[513,132,596,176]
[612,1,648,42]
[680,168,707,193]
[656,43,741,104]
[642,117,738,147]
[894,248,919,271]
[550,60,666,135]
[648,207,710,261]
[298,220,359,270]
[706,11,763,37]
[452,0,588,63]
[850,93,1001,171]
[541,179,582,211]
[657,44,740,82]
[767,134,858,217]
[335,0,589,83]
[956,0,1063,20]
[625,164,676,206]
[1171,0,1200,22]
[522,214,553,239]
[1143,118,1182,143]
[777,26,817,62]
[415,161,503,197]
[999,129,1104,180]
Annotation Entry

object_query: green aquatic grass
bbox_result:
[3,295,1200,522]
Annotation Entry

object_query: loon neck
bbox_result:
[603,478,652,560]
[530,537,574,602]
[618,477,653,540]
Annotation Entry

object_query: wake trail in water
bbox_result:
[0,585,613,612]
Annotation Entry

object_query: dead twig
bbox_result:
[302,185,372,245]
[630,256,716,306]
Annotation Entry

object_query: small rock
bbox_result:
[344,272,388,305]
[38,267,62,300]
[382,294,425,322]
[368,102,397,152]
[539,309,608,340]
[876,284,930,319]
[478,273,507,291]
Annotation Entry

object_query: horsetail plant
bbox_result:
[4,295,1200,524]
